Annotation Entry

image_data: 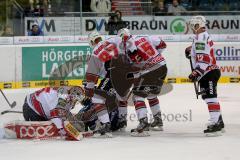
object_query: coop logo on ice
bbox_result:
[215,46,240,61]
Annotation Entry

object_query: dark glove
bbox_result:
[185,46,192,59]
[188,67,204,81]
[81,97,92,107]
[84,87,94,98]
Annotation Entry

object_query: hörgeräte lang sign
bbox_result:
[22,46,92,81]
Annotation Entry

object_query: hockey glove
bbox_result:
[185,46,192,59]
[188,67,204,82]
[81,97,92,107]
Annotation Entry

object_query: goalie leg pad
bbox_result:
[4,120,59,139]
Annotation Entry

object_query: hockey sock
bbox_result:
[118,101,128,119]
[133,96,147,120]
[147,96,160,116]
[205,98,221,123]
[94,103,110,123]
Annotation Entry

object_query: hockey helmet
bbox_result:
[189,15,206,32]
[88,31,104,48]
[68,86,86,105]
[118,28,132,42]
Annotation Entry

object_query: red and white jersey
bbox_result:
[191,31,219,78]
[86,37,121,78]
[26,87,72,129]
[125,36,166,70]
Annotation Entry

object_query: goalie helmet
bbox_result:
[67,86,85,105]
[88,31,104,48]
[118,28,132,42]
[57,86,85,107]
[189,15,206,32]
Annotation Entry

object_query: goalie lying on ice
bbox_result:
[3,86,122,140]
[4,86,88,141]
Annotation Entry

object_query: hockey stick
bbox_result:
[0,89,16,108]
[189,58,201,99]
[1,110,22,115]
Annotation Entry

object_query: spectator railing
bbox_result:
[2,0,240,37]
[112,0,152,15]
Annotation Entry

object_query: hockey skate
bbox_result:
[118,116,127,131]
[93,122,112,138]
[150,112,163,131]
[218,115,225,133]
[204,115,225,137]
[131,117,150,137]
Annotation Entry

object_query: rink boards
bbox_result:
[0,37,239,89]
[0,77,239,89]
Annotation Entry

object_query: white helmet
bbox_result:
[88,31,104,47]
[118,28,131,42]
[67,86,85,106]
[57,86,85,107]
[189,15,206,32]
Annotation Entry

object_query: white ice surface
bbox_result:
[0,84,240,160]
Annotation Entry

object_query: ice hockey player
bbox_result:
[185,15,225,136]
[75,95,122,133]
[117,28,167,136]
[85,31,128,137]
[21,86,87,140]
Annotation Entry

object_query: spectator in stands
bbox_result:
[1,26,14,37]
[28,23,44,36]
[29,0,51,16]
[152,0,167,16]
[90,0,111,13]
[106,10,126,35]
[168,0,186,15]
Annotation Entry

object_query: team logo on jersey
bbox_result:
[170,18,189,35]
[195,43,205,51]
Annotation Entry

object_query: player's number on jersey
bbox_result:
[140,41,156,57]
[132,41,156,63]
[196,55,204,62]
[94,42,118,62]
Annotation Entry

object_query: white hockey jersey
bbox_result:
[190,31,219,79]
[86,37,122,79]
[125,36,166,70]
[26,87,72,129]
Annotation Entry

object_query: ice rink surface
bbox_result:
[0,84,239,160]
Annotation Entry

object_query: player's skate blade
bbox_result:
[130,130,150,137]
[93,132,113,138]
[150,126,163,131]
[205,131,222,137]
[131,117,150,137]
[204,124,223,137]
[204,115,225,136]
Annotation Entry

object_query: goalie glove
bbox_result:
[63,121,83,141]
